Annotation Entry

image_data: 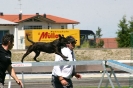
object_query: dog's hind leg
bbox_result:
[21,51,32,63]
[33,50,40,62]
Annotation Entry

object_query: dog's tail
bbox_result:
[26,34,35,44]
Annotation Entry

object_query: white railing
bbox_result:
[8,60,133,88]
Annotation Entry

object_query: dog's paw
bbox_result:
[21,60,23,63]
[64,59,69,61]
[36,60,40,62]
[62,57,69,61]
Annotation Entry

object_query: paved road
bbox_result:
[4,73,131,88]
[4,77,130,88]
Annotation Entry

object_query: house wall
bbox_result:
[17,22,67,30]
[0,26,14,31]
[51,24,67,29]
[17,30,25,49]
[96,38,118,48]
[0,26,18,49]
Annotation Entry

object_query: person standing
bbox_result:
[0,33,23,88]
[51,36,81,88]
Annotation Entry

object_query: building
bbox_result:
[96,38,118,48]
[0,12,79,49]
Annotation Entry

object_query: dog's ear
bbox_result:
[26,33,31,37]
[26,33,28,36]
[58,34,62,38]
[62,34,64,37]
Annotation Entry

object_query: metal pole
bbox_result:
[22,71,25,88]
[105,68,113,88]
[98,62,106,88]
[8,75,11,88]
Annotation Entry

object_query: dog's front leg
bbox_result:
[55,47,68,61]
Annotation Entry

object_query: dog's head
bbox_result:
[58,34,68,47]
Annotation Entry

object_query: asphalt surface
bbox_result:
[4,73,131,88]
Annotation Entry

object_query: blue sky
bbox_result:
[0,0,133,38]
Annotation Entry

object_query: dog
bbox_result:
[21,34,68,63]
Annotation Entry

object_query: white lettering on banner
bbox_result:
[12,63,32,67]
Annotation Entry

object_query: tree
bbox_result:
[129,17,133,47]
[129,17,133,33]
[116,16,130,47]
[95,27,104,48]
[96,27,102,38]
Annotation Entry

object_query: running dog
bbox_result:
[21,34,68,63]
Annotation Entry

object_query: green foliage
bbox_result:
[97,39,104,48]
[96,27,102,38]
[95,27,104,48]
[116,16,133,47]
[80,40,89,48]
[76,40,96,48]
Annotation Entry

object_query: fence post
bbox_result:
[22,71,25,88]
[8,75,11,88]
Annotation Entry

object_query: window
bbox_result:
[20,36,24,44]
[88,34,95,40]
[48,26,51,29]
[0,30,9,44]
[61,25,64,29]
[24,25,42,29]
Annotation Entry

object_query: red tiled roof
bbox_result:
[47,15,79,24]
[0,15,34,22]
[0,14,79,24]
[96,38,118,48]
